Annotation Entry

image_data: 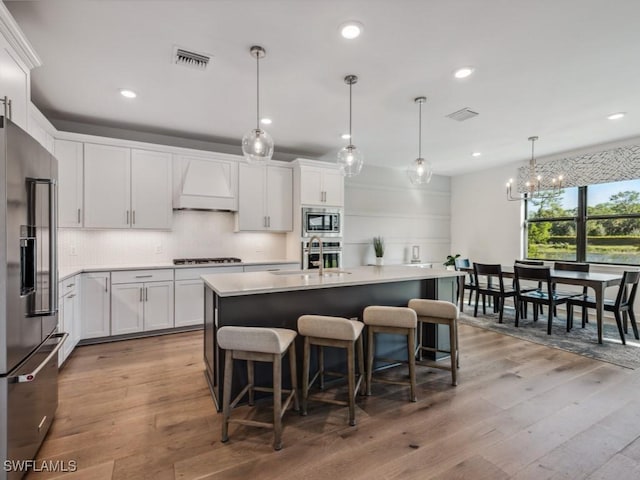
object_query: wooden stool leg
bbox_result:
[357,334,366,395]
[347,342,356,426]
[318,345,325,390]
[449,321,457,386]
[456,319,460,369]
[417,320,423,361]
[247,359,255,406]
[366,327,374,396]
[407,327,417,402]
[272,354,283,451]
[221,350,233,443]
[302,336,310,416]
[288,343,300,411]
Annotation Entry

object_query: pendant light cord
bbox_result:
[256,53,260,130]
[418,100,422,158]
[349,81,353,143]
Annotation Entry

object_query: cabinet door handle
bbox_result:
[67,294,76,299]
[132,210,136,225]
[139,287,143,302]
[135,275,153,278]
[267,216,270,228]
[126,210,130,225]
[7,98,11,120]
[66,283,75,288]
[1,96,11,120]
[105,278,108,292]
[77,208,81,224]
[145,287,148,302]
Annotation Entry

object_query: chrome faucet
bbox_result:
[309,235,323,276]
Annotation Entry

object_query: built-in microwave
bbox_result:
[302,208,342,237]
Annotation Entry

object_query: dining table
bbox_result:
[459,265,624,344]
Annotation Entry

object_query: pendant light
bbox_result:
[241,45,274,163]
[337,75,364,177]
[407,96,433,185]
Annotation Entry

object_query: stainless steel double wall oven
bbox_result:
[301,207,343,269]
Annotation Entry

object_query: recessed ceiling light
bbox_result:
[120,89,137,99]
[339,21,363,39]
[260,117,272,125]
[471,152,482,157]
[607,112,626,120]
[453,67,475,79]
[341,133,351,140]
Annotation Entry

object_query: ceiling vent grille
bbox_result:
[446,107,479,121]
[173,47,210,70]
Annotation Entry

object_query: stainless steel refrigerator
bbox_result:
[0,117,66,479]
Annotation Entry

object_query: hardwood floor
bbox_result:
[27,325,640,480]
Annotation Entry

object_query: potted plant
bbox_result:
[373,236,385,266]
[443,254,460,270]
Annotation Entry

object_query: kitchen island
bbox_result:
[202,265,464,409]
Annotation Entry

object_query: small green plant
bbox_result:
[373,236,385,258]
[443,254,460,267]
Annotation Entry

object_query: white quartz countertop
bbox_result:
[202,265,463,297]
[58,260,299,283]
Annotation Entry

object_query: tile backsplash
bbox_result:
[58,210,288,267]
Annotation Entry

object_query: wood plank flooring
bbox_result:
[26,324,640,480]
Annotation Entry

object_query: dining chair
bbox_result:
[514,260,544,317]
[473,263,516,324]
[567,270,640,345]
[553,262,590,324]
[454,258,478,311]
[513,265,580,334]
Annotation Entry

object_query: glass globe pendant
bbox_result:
[241,46,274,163]
[337,75,363,177]
[407,97,433,185]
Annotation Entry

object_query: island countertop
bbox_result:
[201,265,464,297]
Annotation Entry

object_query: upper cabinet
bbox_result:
[55,139,83,228]
[298,163,344,207]
[84,143,172,229]
[173,154,238,211]
[236,163,293,232]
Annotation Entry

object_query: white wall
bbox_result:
[343,165,450,267]
[451,162,523,264]
[58,210,287,267]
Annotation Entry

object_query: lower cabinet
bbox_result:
[81,272,111,339]
[111,269,174,335]
[58,275,80,366]
[174,279,205,328]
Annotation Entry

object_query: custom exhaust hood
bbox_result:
[173,154,238,211]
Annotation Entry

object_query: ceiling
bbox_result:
[6,0,640,175]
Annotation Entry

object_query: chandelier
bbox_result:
[506,136,563,201]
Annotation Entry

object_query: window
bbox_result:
[525,179,640,265]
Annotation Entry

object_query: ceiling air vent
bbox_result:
[446,107,479,121]
[173,47,211,70]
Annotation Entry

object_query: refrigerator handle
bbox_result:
[49,178,58,314]
[16,333,68,383]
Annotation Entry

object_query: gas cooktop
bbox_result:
[173,257,242,265]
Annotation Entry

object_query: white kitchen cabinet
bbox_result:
[111,269,174,335]
[131,149,172,229]
[174,266,242,327]
[0,35,29,131]
[81,272,111,339]
[84,144,172,229]
[55,139,84,228]
[299,165,344,207]
[84,143,131,229]
[58,275,80,366]
[236,164,293,231]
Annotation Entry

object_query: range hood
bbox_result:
[173,154,238,211]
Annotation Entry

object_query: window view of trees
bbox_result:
[526,180,640,264]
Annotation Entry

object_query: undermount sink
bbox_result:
[270,269,351,277]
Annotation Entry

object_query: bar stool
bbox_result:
[363,306,418,402]
[408,299,459,386]
[297,315,365,426]
[217,326,299,451]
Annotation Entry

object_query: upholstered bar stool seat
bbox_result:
[297,315,365,426]
[217,326,299,451]
[408,299,459,386]
[363,306,418,402]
